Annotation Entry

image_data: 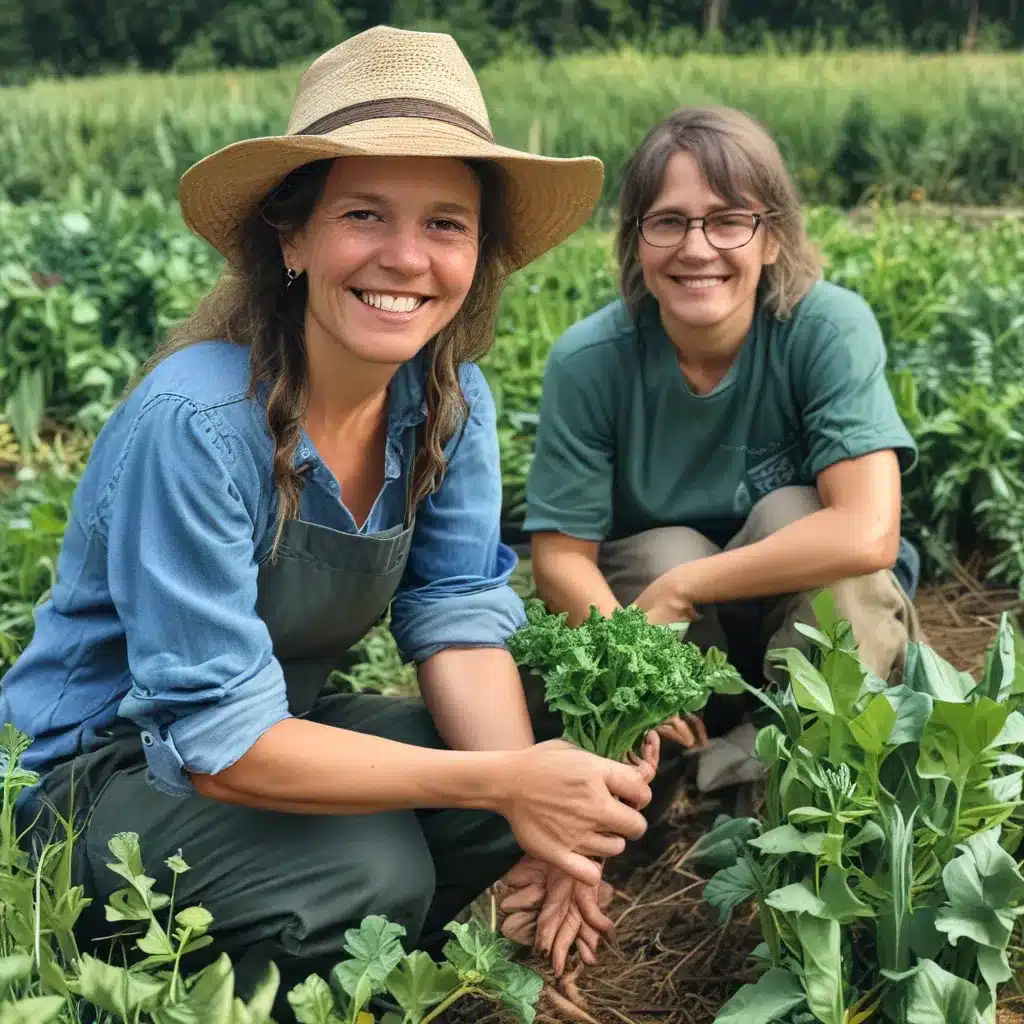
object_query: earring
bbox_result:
[285,267,299,287]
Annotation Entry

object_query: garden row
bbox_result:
[2,50,1024,208]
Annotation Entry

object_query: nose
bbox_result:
[375,221,432,277]
[675,222,718,260]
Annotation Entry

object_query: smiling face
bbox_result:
[281,155,483,368]
[637,150,780,349]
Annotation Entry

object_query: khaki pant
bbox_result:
[597,486,924,795]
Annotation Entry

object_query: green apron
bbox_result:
[22,447,523,1019]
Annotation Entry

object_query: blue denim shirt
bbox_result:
[0,341,526,798]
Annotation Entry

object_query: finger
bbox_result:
[502,858,546,888]
[597,880,614,911]
[575,832,627,859]
[499,882,547,912]
[603,765,653,816]
[501,911,537,945]
[576,889,613,934]
[669,715,696,746]
[552,908,583,976]
[577,922,601,959]
[536,846,602,889]
[687,713,710,748]
[643,729,661,765]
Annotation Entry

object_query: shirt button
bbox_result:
[141,731,154,746]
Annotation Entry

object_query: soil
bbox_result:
[451,564,1024,1024]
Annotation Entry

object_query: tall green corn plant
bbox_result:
[696,591,1024,1023]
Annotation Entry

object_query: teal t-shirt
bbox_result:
[523,280,918,547]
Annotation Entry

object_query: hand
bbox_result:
[656,713,710,750]
[495,740,652,887]
[632,567,697,627]
[498,856,614,976]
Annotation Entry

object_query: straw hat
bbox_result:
[179,25,604,271]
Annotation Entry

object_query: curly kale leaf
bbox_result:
[507,600,713,760]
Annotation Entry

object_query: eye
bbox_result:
[343,209,381,223]
[429,217,470,233]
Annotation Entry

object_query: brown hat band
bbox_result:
[295,97,494,143]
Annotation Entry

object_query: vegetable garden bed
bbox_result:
[448,568,1024,1024]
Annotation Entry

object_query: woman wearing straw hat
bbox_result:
[1,25,653,1013]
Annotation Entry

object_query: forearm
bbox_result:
[190,717,506,815]
[534,551,620,627]
[418,646,535,750]
[678,507,897,605]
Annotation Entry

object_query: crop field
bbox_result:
[3,48,1024,1024]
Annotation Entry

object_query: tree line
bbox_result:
[1,0,1021,83]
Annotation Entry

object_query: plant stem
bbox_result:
[168,926,192,1003]
[421,985,471,1023]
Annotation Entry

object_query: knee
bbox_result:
[600,526,720,601]
[744,486,821,540]
[359,842,436,940]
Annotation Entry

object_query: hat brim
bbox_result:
[178,118,605,272]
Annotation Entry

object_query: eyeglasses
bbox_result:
[637,210,772,251]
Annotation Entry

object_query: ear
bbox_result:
[761,229,781,267]
[279,230,303,276]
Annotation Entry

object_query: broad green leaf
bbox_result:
[935,829,1024,950]
[917,698,1010,791]
[333,916,408,1007]
[703,858,763,923]
[239,961,279,1024]
[688,814,761,873]
[764,883,828,918]
[979,614,1016,703]
[821,649,866,721]
[811,589,841,635]
[749,824,827,857]
[889,959,983,1024]
[713,967,806,1023]
[884,686,933,746]
[846,820,884,851]
[908,906,945,961]
[69,954,167,1016]
[287,974,343,1024]
[794,913,844,1024]
[848,692,898,754]
[990,710,1024,748]
[904,644,977,702]
[385,951,460,1019]
[0,996,67,1024]
[152,953,236,1024]
[787,807,832,824]
[136,916,176,958]
[819,865,873,924]
[774,648,835,716]
[485,959,544,1024]
[793,621,833,650]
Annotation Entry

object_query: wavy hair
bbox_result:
[616,105,821,320]
[139,157,511,554]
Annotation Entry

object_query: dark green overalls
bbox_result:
[21,463,524,1019]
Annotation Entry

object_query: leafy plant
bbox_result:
[0,724,541,1023]
[287,915,542,1024]
[694,591,1024,1024]
[506,598,715,760]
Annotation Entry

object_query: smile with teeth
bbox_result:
[354,290,428,313]
[673,276,730,290]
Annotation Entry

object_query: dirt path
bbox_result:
[454,567,1024,1024]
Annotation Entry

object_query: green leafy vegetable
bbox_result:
[507,599,715,760]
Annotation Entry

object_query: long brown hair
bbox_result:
[616,105,821,320]
[139,157,511,553]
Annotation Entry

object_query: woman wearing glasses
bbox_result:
[521,105,923,803]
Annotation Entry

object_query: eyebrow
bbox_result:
[335,191,478,218]
[645,201,749,217]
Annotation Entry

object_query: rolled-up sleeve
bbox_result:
[390,365,526,664]
[103,395,290,796]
